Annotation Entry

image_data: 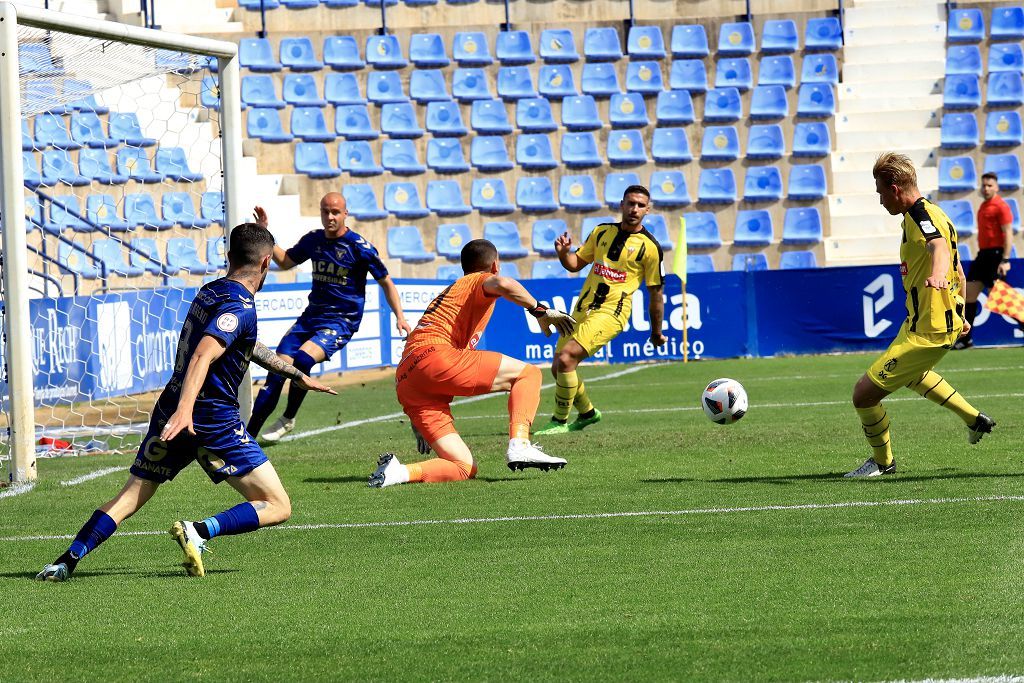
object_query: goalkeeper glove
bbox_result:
[528,304,577,338]
[412,426,431,455]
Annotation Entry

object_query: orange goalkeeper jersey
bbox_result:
[402,271,499,356]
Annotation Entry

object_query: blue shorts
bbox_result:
[275,314,356,360]
[130,413,269,484]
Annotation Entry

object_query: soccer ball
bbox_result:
[701,378,748,425]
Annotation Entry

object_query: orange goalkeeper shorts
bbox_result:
[395,345,503,443]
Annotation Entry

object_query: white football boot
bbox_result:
[368,453,410,488]
[506,439,567,472]
[260,416,295,443]
[170,520,209,577]
[35,563,69,582]
[844,457,897,478]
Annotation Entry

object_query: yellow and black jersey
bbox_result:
[575,222,665,323]
[900,197,964,337]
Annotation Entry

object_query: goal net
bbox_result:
[0,4,243,483]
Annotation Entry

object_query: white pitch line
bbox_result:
[0,483,35,500]
[59,467,126,488]
[3,494,1023,543]
[876,677,1024,683]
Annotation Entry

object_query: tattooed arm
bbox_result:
[251,343,337,395]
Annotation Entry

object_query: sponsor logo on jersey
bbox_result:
[593,262,627,283]
[468,331,482,349]
[883,358,898,372]
[217,313,239,333]
[899,261,908,277]
[919,220,938,235]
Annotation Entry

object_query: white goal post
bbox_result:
[0,3,245,484]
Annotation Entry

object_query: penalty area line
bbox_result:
[59,467,127,487]
[0,483,35,500]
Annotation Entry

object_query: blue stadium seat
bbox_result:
[59,242,101,278]
[129,237,163,275]
[206,236,227,271]
[604,172,642,207]
[335,104,379,139]
[747,123,785,159]
[452,32,493,67]
[700,125,740,161]
[797,83,835,117]
[1006,197,1021,230]
[540,29,579,63]
[581,62,621,97]
[20,43,60,74]
[108,112,156,146]
[45,196,88,233]
[516,97,557,132]
[156,147,203,182]
[984,111,1022,146]
[66,79,107,114]
[435,223,472,258]
[86,194,130,232]
[669,59,708,92]
[387,226,434,263]
[985,153,1022,190]
[496,31,536,65]
[642,214,673,249]
[944,74,981,109]
[750,87,787,120]
[561,95,602,131]
[761,19,798,53]
[802,54,839,84]
[22,119,34,151]
[381,102,424,138]
[718,22,755,56]
[517,178,558,213]
[732,253,768,272]
[582,215,615,242]
[650,170,690,207]
[530,219,566,255]
[247,108,293,143]
[697,168,737,203]
[792,121,830,157]
[743,166,783,202]
[366,34,408,70]
[343,184,388,220]
[427,181,471,216]
[609,92,648,128]
[626,61,663,94]
[715,57,753,90]
[126,193,174,230]
[939,156,978,192]
[734,209,774,246]
[117,148,162,183]
[93,239,143,277]
[651,127,692,163]
[992,6,1024,40]
[409,70,450,104]
[787,164,827,200]
[453,68,493,102]
[34,113,79,150]
[670,24,709,58]
[23,196,43,230]
[471,135,514,171]
[472,178,515,214]
[583,27,623,62]
[294,142,341,178]
[987,72,1024,106]
[941,113,979,149]
[656,89,695,124]
[627,26,666,60]
[958,243,973,263]
[938,200,976,237]
[427,138,470,173]
[338,140,383,176]
[497,66,537,100]
[782,207,823,244]
[436,264,462,280]
[804,17,843,51]
[758,55,796,89]
[704,87,742,122]
[281,0,317,9]
[242,75,285,108]
[948,8,985,42]
[22,152,41,188]
[559,175,601,211]
[291,106,335,142]
[381,139,426,175]
[282,74,325,107]
[367,71,408,104]
[539,64,578,98]
[324,36,365,71]
[607,130,647,166]
[989,43,1024,73]
[561,132,601,168]
[280,37,323,71]
[201,192,224,224]
[79,148,127,184]
[385,182,429,219]
[946,45,983,75]
[516,133,558,170]
[163,193,210,228]
[687,254,715,273]
[532,260,569,279]
[239,38,282,72]
[426,100,467,137]
[410,33,450,68]
[41,149,89,186]
[200,76,220,109]
[471,99,513,134]
[779,251,818,269]
[685,212,721,247]
[484,222,529,259]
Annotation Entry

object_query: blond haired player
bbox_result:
[846,152,996,478]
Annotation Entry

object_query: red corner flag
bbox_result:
[985,279,1024,324]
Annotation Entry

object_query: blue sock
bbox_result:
[248,374,285,436]
[283,349,318,420]
[200,502,261,539]
[56,510,117,572]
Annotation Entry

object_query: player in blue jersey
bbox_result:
[247,192,412,442]
[35,223,337,582]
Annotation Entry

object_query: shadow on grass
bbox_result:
[2,568,238,581]
[303,476,371,484]
[644,470,1024,485]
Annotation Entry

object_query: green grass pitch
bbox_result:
[2,348,1023,682]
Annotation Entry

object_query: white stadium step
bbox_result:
[836,128,940,152]
[845,23,945,46]
[840,79,941,99]
[831,148,937,173]
[842,59,946,83]
[844,3,943,29]
[835,109,939,132]
[831,168,939,195]
[828,215,898,238]
[838,94,943,114]
[825,234,903,265]
[843,42,945,64]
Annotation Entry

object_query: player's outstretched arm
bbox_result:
[377,276,413,337]
[924,238,951,290]
[482,276,576,337]
[251,342,338,395]
[647,285,667,347]
[162,335,227,441]
[253,206,297,270]
[554,232,590,273]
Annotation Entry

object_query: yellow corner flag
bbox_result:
[673,216,687,283]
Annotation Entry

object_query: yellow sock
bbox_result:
[907,371,979,425]
[553,371,578,422]
[573,378,594,415]
[856,404,893,466]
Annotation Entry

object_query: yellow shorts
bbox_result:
[867,322,957,392]
[555,309,624,356]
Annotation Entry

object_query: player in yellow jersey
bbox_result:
[846,152,996,477]
[534,185,667,435]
